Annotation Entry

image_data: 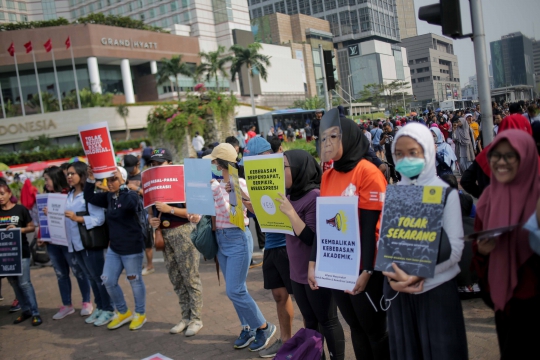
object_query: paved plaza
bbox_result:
[0,254,499,360]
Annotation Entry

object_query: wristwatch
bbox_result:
[363,270,374,275]
[170,207,175,215]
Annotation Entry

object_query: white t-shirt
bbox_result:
[192,136,205,151]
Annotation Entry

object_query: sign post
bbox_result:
[184,159,215,216]
[78,122,117,179]
[141,165,185,209]
[0,229,22,276]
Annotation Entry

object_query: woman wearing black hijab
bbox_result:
[309,110,390,360]
[276,150,345,360]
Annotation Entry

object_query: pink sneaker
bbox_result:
[53,305,75,320]
[81,302,94,316]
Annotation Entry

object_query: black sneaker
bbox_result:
[32,315,43,327]
[9,299,21,312]
[14,311,32,324]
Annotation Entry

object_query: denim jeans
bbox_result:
[8,258,40,316]
[75,249,113,312]
[216,227,266,329]
[47,243,91,305]
[102,248,146,314]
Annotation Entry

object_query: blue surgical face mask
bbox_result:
[395,157,426,178]
[211,164,222,177]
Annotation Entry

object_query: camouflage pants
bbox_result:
[162,224,203,322]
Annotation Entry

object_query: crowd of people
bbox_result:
[1,98,540,359]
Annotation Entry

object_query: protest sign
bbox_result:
[228,165,245,229]
[315,196,361,291]
[141,165,185,209]
[375,185,447,278]
[36,194,50,241]
[78,122,117,179]
[243,154,293,235]
[184,159,215,216]
[47,194,68,246]
[0,229,22,276]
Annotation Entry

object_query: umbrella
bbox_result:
[26,161,49,172]
[68,156,86,163]
[423,110,429,114]
[0,163,9,171]
[410,112,418,116]
[436,108,441,112]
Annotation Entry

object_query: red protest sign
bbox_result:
[141,165,185,209]
[78,122,117,179]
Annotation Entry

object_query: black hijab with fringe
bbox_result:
[284,149,322,201]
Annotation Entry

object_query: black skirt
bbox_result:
[387,278,468,360]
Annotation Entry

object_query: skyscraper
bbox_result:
[394,0,417,39]
[490,32,534,89]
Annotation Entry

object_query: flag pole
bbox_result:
[0,81,6,119]
[68,37,81,109]
[31,49,44,114]
[13,50,25,116]
[51,47,63,111]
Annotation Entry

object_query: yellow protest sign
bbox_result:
[228,165,245,229]
[243,154,294,235]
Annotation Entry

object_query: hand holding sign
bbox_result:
[383,263,425,294]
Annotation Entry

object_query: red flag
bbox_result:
[24,41,32,53]
[65,36,71,49]
[44,39,52,53]
[7,42,15,56]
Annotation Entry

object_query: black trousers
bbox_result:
[332,271,390,360]
[251,216,266,250]
[387,278,468,360]
[291,280,345,360]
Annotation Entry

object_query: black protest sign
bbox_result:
[375,185,446,278]
[0,228,22,276]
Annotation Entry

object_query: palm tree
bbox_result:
[116,104,130,140]
[155,55,193,100]
[199,45,233,93]
[230,43,271,115]
[27,92,59,113]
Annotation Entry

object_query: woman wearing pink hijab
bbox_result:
[473,129,540,358]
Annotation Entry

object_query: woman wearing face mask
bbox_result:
[204,144,276,352]
[84,166,147,331]
[146,148,204,337]
[0,180,41,326]
[430,127,457,176]
[473,130,540,358]
[64,162,112,327]
[308,112,390,360]
[383,123,467,360]
[276,150,345,360]
[42,166,92,320]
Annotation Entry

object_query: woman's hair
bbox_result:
[68,162,88,189]
[216,158,235,170]
[44,166,69,193]
[0,179,11,193]
[60,162,71,171]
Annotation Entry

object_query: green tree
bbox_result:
[76,88,113,108]
[230,43,271,115]
[20,134,53,151]
[116,104,130,140]
[4,100,19,117]
[381,80,410,112]
[27,92,59,113]
[199,45,233,93]
[292,96,325,110]
[155,55,193,100]
[359,83,384,109]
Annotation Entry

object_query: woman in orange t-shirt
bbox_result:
[308,111,390,360]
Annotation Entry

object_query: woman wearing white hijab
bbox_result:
[383,123,467,360]
[430,127,457,176]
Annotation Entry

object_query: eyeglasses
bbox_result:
[488,152,519,164]
[321,133,341,144]
[66,172,76,177]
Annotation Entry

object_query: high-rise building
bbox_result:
[400,33,461,103]
[490,32,534,89]
[532,38,540,91]
[394,0,416,39]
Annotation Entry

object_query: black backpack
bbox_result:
[435,153,454,176]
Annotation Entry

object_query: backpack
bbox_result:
[190,215,218,260]
[275,328,323,360]
[435,153,453,176]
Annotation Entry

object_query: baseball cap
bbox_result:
[123,154,139,174]
[117,166,128,182]
[244,137,271,157]
[465,113,473,118]
[150,148,173,163]
[203,143,238,163]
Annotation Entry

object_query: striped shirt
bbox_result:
[211,179,249,229]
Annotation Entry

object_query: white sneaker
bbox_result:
[170,319,189,334]
[81,302,94,316]
[142,267,155,276]
[85,309,103,324]
[185,320,203,337]
[53,305,75,320]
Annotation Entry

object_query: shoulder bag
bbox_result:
[76,202,109,250]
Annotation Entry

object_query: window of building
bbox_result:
[350,9,359,34]
[140,13,145,20]
[0,12,4,20]
[171,1,177,11]
[182,0,189,7]
[6,1,14,10]
[274,1,285,13]
[183,11,190,22]
[326,13,339,36]
[298,0,310,15]
[337,0,348,7]
[325,0,336,11]
[416,67,430,73]
[149,7,155,17]
[349,0,356,4]
[251,0,261,4]
[312,0,323,13]
[411,79,416,84]
[252,7,262,18]
[18,2,26,11]
[213,0,233,23]
[339,11,351,35]
[8,12,16,21]
[410,69,414,74]
[415,57,429,64]
[359,7,371,32]
[263,4,273,15]
[286,0,298,14]
[160,4,167,14]
[417,76,430,83]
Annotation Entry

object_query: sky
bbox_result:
[413,0,540,88]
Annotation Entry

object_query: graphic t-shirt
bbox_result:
[320,159,387,240]
[0,204,33,258]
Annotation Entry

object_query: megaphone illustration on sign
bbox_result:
[326,210,348,233]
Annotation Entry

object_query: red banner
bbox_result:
[141,165,185,209]
[44,39,52,53]
[65,37,71,49]
[7,42,14,56]
[78,122,117,179]
[24,41,32,53]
